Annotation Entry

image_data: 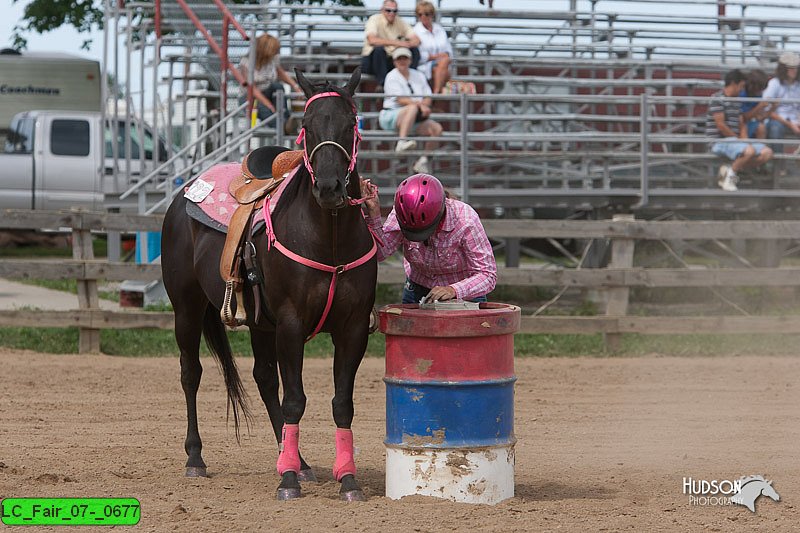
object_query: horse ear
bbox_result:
[295,68,315,99]
[345,66,361,97]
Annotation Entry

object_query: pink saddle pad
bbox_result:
[185,162,298,228]
[184,163,241,227]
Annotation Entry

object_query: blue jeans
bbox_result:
[402,278,488,304]
[239,81,291,122]
[766,118,799,153]
[710,138,768,160]
[361,46,421,86]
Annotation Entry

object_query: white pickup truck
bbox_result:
[0,109,175,211]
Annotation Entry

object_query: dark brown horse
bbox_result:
[161,68,376,501]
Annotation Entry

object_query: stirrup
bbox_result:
[221,280,246,328]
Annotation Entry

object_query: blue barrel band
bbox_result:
[385,380,515,447]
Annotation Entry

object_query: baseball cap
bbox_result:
[392,47,412,60]
[779,51,800,67]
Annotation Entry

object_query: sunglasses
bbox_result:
[383,8,398,13]
[417,12,434,17]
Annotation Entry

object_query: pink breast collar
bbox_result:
[262,192,376,342]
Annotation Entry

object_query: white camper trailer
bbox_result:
[0,51,102,144]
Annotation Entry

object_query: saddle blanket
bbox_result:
[184,162,297,233]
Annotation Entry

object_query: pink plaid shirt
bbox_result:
[367,198,497,300]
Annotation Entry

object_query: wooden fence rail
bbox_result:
[3,209,800,353]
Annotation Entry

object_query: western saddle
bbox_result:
[219,147,305,327]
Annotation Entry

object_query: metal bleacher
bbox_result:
[106,0,800,219]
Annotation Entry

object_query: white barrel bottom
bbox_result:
[385,444,515,505]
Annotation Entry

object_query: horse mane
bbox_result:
[273,163,309,213]
[739,475,768,485]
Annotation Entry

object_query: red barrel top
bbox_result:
[379,303,521,338]
[380,303,520,381]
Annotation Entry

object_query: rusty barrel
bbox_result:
[379,303,520,504]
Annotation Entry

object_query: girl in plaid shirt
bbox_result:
[362,174,496,304]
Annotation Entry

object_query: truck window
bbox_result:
[51,119,90,156]
[143,126,170,162]
[104,120,169,161]
[105,121,140,159]
[4,117,35,154]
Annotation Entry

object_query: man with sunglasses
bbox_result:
[361,0,421,88]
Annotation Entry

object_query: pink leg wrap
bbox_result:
[332,428,357,481]
[276,424,301,475]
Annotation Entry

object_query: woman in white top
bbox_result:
[378,47,444,174]
[238,34,301,129]
[413,1,453,94]
[764,51,800,167]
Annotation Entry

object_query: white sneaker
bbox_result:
[718,176,738,191]
[395,139,417,152]
[718,172,738,192]
[412,156,430,174]
[717,164,730,181]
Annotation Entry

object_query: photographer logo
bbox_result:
[683,475,780,512]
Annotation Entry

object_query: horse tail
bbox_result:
[202,304,252,441]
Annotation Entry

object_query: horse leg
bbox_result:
[330,324,369,501]
[176,300,208,477]
[250,329,316,482]
[274,323,307,500]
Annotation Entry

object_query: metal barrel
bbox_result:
[379,303,520,504]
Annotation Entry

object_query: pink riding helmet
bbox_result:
[393,174,446,242]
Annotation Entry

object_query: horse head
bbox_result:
[295,67,362,210]
[732,475,781,512]
[761,479,780,502]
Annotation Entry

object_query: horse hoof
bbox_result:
[340,489,366,502]
[277,487,302,500]
[297,468,317,482]
[185,466,207,477]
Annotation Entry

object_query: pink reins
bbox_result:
[264,91,377,341]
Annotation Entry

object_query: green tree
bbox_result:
[11,0,365,51]
[12,0,104,50]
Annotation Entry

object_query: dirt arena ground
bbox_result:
[0,349,798,531]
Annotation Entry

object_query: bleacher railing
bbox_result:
[105,0,800,216]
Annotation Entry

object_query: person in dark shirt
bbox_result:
[740,69,772,139]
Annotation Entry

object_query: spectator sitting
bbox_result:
[706,69,773,191]
[379,47,443,175]
[764,51,800,173]
[361,0,421,89]
[413,1,453,95]
[238,34,301,133]
[740,69,772,139]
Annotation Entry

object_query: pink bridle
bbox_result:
[263,90,378,341]
[295,91,368,205]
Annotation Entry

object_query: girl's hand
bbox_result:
[426,286,457,301]
[360,178,380,216]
